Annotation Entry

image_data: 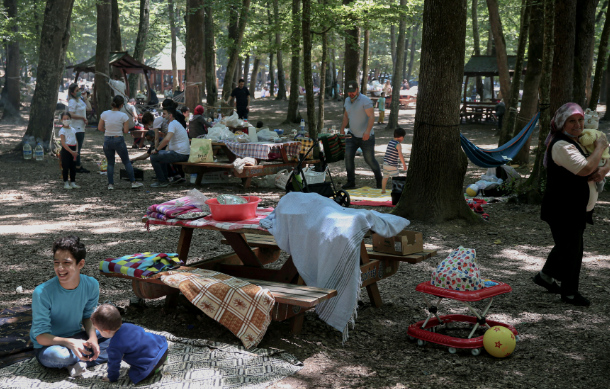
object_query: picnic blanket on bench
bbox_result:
[260,192,410,342]
[100,253,184,279]
[145,207,274,231]
[152,268,275,349]
[0,327,302,388]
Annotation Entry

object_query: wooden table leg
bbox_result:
[289,276,306,334]
[195,172,203,185]
[242,177,252,189]
[360,241,383,308]
[221,232,263,267]
[177,227,194,262]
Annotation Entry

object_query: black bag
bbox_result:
[120,167,144,181]
[391,176,406,205]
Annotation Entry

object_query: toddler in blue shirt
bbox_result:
[91,304,168,384]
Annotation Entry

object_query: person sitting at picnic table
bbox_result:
[180,106,190,123]
[401,79,410,90]
[189,105,212,139]
[382,80,392,97]
[162,99,187,128]
[109,75,126,96]
[130,130,163,162]
[535,103,610,307]
[150,107,190,188]
[31,236,111,377]
[147,87,159,106]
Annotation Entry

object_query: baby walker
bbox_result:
[407,280,519,356]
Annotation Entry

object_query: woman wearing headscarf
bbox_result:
[188,105,212,139]
[534,103,609,306]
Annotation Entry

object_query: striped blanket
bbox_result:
[99,253,184,279]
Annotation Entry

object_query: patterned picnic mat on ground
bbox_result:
[0,306,34,369]
[99,253,184,279]
[152,268,275,350]
[346,187,392,202]
[0,328,302,389]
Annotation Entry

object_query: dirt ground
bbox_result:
[1,98,610,389]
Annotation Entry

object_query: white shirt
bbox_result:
[552,140,598,211]
[153,116,166,131]
[167,120,190,155]
[100,110,129,137]
[120,104,137,129]
[59,126,77,146]
[109,79,126,96]
[68,98,87,133]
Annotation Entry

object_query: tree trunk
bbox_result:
[221,0,252,105]
[386,0,407,130]
[487,0,511,101]
[361,29,370,93]
[498,0,530,146]
[513,0,544,166]
[267,3,275,98]
[250,56,260,99]
[573,0,599,107]
[343,0,360,85]
[318,1,328,133]
[23,0,75,148]
[185,0,204,111]
[332,47,340,100]
[109,0,123,79]
[2,0,21,122]
[95,0,112,113]
[394,0,476,223]
[402,28,411,80]
[205,3,217,107]
[284,0,301,124]
[550,0,576,115]
[406,24,419,80]
[390,25,396,66]
[472,0,484,98]
[168,0,179,92]
[274,0,287,100]
[590,2,610,110]
[243,54,250,87]
[303,0,316,142]
[522,0,554,202]
[128,0,150,98]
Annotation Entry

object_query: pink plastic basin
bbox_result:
[205,196,261,221]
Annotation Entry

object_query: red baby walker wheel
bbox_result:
[407,280,519,356]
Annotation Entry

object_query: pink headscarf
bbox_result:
[543,102,585,167]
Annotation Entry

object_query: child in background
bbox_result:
[256,121,264,129]
[377,93,386,124]
[381,127,407,194]
[91,304,168,384]
[59,112,80,190]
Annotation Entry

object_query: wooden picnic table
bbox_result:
[460,102,497,123]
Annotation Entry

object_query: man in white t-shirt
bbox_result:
[149,108,190,188]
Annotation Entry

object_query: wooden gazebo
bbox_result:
[67,52,156,109]
[463,55,527,101]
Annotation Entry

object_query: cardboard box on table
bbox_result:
[372,231,423,256]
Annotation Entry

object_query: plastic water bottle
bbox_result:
[23,143,32,160]
[34,143,44,161]
[300,119,305,136]
[190,173,197,184]
[243,119,248,127]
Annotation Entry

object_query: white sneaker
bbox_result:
[68,361,87,377]
[108,184,114,190]
[131,182,143,189]
[70,182,81,189]
[64,182,72,190]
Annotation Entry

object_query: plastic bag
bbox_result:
[183,189,210,211]
[188,138,214,163]
[275,169,292,189]
[206,125,234,141]
[257,129,279,141]
[584,108,599,129]
[235,133,250,143]
[223,112,241,127]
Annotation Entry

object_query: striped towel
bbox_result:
[99,253,184,279]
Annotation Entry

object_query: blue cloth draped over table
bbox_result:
[460,112,540,168]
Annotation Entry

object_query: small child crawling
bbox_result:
[91,304,168,384]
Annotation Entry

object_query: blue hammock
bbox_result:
[460,112,540,168]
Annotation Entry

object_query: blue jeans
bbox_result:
[35,330,110,369]
[103,136,136,184]
[150,150,189,183]
[345,134,382,183]
[75,132,85,167]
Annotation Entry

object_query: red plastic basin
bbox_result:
[205,196,261,221]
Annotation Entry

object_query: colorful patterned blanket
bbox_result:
[145,207,273,231]
[152,268,275,349]
[99,253,184,279]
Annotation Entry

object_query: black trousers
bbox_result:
[236,106,249,120]
[60,146,77,182]
[542,223,584,295]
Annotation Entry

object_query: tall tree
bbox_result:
[472,0,484,98]
[186,0,204,110]
[168,0,179,91]
[573,0,600,107]
[361,30,370,93]
[128,0,150,98]
[110,0,123,79]
[343,0,360,84]
[24,0,75,148]
[284,0,301,123]
[243,54,250,87]
[1,0,21,122]
[331,47,340,100]
[274,0,287,100]
[387,0,407,130]
[95,0,113,113]
[250,55,261,98]
[406,24,419,80]
[550,0,576,114]
[205,2,217,107]
[303,0,316,140]
[513,0,544,166]
[317,1,328,133]
[486,0,510,101]
[394,0,476,222]
[390,25,396,66]
[221,0,252,105]
[402,27,411,80]
[498,0,530,146]
[590,1,610,110]
[522,0,554,201]
[267,5,275,98]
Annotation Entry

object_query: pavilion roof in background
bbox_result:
[66,52,155,74]
[464,55,527,77]
[146,39,186,71]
